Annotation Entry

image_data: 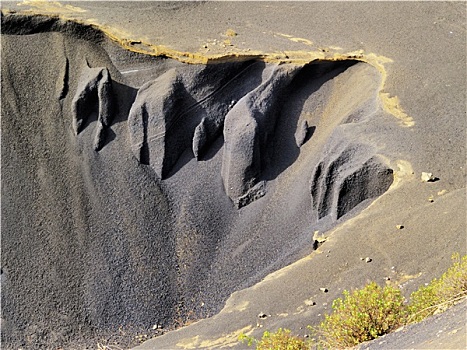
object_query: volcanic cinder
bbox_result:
[1,2,465,350]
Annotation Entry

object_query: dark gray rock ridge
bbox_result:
[221,64,301,205]
[310,133,394,223]
[127,61,265,178]
[71,63,113,151]
[295,120,312,147]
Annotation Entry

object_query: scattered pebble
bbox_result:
[258,313,267,319]
[320,287,328,293]
[421,172,438,182]
[313,230,327,250]
[385,276,391,281]
[365,257,372,263]
[396,225,404,230]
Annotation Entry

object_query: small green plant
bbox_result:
[316,282,407,348]
[408,253,467,322]
[239,332,256,347]
[239,328,308,350]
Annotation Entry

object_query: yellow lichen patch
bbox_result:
[295,305,306,314]
[390,272,423,287]
[437,189,448,196]
[290,37,313,45]
[17,0,86,13]
[200,325,254,348]
[260,255,313,284]
[175,326,254,349]
[225,29,237,37]
[380,93,415,127]
[390,160,415,189]
[222,299,249,313]
[275,32,313,46]
[338,52,412,129]
[276,33,293,38]
[341,52,414,128]
[176,335,201,349]
[263,50,325,64]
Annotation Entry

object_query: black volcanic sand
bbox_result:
[1,4,465,350]
[2,16,399,349]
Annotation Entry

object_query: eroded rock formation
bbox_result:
[127,61,265,178]
[123,60,393,212]
[72,64,113,151]
[310,135,393,223]
[2,16,399,349]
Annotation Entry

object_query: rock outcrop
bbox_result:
[192,117,209,160]
[310,134,393,223]
[128,61,265,178]
[221,64,300,206]
[295,120,313,147]
[71,64,113,151]
[128,68,191,172]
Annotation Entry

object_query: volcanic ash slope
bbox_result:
[2,19,405,349]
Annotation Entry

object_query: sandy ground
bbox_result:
[1,1,465,349]
[357,299,466,350]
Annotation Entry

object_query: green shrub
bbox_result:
[317,282,407,348]
[408,253,467,322]
[239,328,308,350]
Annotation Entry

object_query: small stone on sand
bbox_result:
[421,172,437,182]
